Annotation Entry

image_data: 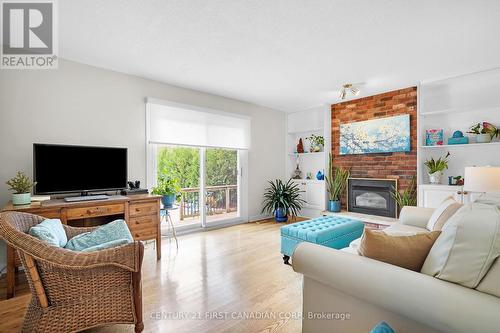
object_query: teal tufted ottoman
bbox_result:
[280,216,364,264]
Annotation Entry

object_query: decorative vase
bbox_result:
[161,194,176,208]
[316,171,324,180]
[274,207,288,222]
[310,143,323,153]
[476,134,492,143]
[428,172,443,184]
[328,200,341,212]
[12,193,31,206]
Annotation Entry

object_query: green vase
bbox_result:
[12,193,31,206]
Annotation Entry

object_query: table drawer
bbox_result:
[130,201,159,217]
[129,214,158,231]
[131,227,157,240]
[66,204,125,219]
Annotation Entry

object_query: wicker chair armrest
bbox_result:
[62,224,99,239]
[27,240,143,272]
[50,241,142,272]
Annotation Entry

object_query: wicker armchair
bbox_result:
[0,212,144,333]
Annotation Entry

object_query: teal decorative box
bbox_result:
[448,137,469,145]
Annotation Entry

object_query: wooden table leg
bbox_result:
[156,209,161,260]
[6,245,15,299]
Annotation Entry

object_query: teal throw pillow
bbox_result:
[29,218,68,247]
[65,219,133,252]
[370,321,396,333]
[80,239,131,252]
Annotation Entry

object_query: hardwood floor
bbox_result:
[0,220,305,333]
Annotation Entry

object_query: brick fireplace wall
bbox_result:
[331,87,417,206]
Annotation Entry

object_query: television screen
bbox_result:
[33,144,127,194]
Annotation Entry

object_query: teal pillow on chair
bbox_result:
[80,239,131,252]
[29,219,68,247]
[370,321,396,333]
[65,219,133,252]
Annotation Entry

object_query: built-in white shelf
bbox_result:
[287,127,324,135]
[291,179,325,183]
[420,106,500,117]
[288,152,325,157]
[419,141,500,149]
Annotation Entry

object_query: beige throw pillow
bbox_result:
[358,229,441,271]
[421,204,500,288]
[426,196,462,231]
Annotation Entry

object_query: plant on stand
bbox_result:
[306,134,324,152]
[151,174,181,208]
[424,152,450,184]
[391,175,417,214]
[262,179,305,222]
[467,122,499,143]
[6,171,36,206]
[325,155,350,212]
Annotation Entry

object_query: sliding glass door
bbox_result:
[146,98,249,230]
[204,148,239,225]
[154,145,242,230]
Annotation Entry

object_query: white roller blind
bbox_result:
[146,98,251,150]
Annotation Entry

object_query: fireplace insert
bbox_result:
[347,178,397,218]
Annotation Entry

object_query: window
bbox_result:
[146,98,249,229]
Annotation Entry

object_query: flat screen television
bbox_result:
[33,143,128,195]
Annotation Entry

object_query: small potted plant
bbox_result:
[151,174,181,208]
[325,155,350,212]
[391,175,417,214]
[424,152,450,184]
[262,179,305,222]
[6,171,36,206]
[467,122,499,143]
[306,134,324,152]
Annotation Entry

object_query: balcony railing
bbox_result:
[179,184,237,220]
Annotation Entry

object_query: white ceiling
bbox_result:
[60,0,500,112]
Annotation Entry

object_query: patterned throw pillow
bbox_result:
[29,219,68,247]
[65,219,133,251]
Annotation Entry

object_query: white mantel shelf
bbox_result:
[419,141,500,149]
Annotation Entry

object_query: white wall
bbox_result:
[0,59,286,270]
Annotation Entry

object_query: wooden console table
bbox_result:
[1,194,161,299]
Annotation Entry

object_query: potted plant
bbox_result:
[391,175,417,214]
[306,134,324,152]
[262,179,305,222]
[467,122,499,143]
[151,174,181,208]
[6,171,36,206]
[325,155,350,212]
[424,152,450,184]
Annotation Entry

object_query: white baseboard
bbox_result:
[249,213,272,222]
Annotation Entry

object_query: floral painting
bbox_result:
[339,115,411,155]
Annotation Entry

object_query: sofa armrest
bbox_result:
[398,206,434,228]
[292,242,500,333]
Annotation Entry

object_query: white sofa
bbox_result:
[293,206,500,333]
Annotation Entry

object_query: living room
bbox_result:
[0,1,499,333]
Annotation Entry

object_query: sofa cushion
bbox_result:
[421,204,500,288]
[65,219,133,251]
[29,218,68,247]
[476,258,500,298]
[348,223,428,253]
[358,228,441,271]
[474,193,500,206]
[426,196,462,231]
